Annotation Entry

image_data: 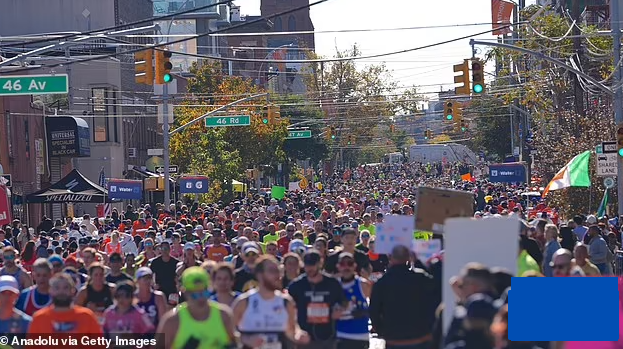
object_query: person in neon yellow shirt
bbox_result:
[359,213,376,236]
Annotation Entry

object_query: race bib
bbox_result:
[369,273,383,283]
[307,303,330,324]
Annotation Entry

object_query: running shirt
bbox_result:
[209,291,241,307]
[105,242,122,256]
[103,305,154,335]
[171,302,231,349]
[336,277,370,341]
[28,305,103,334]
[16,286,52,316]
[85,283,114,325]
[137,292,160,328]
[238,289,289,349]
[0,310,31,334]
[204,244,232,262]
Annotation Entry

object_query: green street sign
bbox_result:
[0,74,69,96]
[205,115,251,127]
[286,130,312,139]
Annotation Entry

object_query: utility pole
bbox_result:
[611,0,623,215]
[163,83,171,207]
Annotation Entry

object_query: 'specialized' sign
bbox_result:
[205,115,250,127]
[0,74,69,96]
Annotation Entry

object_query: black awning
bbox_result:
[26,169,111,203]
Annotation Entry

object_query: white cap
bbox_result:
[0,275,19,294]
[184,242,196,251]
[587,215,597,224]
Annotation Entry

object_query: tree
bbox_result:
[483,5,617,215]
[302,44,399,166]
[278,95,329,164]
[171,61,288,200]
[430,134,452,144]
[466,94,512,161]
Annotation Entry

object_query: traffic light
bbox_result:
[471,59,485,94]
[424,129,432,139]
[445,101,455,121]
[453,59,470,96]
[155,49,173,85]
[461,120,469,132]
[326,126,336,140]
[347,135,356,145]
[134,49,154,85]
[262,105,280,124]
[262,106,270,124]
[617,124,623,156]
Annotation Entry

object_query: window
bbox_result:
[288,15,296,31]
[92,88,109,142]
[274,17,282,31]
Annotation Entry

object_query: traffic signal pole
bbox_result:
[163,83,172,207]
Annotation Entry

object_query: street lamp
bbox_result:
[256,43,294,87]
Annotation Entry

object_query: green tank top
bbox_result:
[172,302,231,349]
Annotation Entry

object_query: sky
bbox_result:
[232,0,536,99]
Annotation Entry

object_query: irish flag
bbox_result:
[542,150,591,197]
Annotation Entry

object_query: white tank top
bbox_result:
[238,289,289,334]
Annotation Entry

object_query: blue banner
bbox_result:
[108,179,142,200]
[488,162,526,183]
[179,176,209,194]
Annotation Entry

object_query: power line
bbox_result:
[1,0,331,74]
[0,0,234,49]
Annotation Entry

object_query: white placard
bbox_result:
[442,216,518,333]
[411,239,442,264]
[375,215,415,254]
[596,153,618,177]
[288,182,299,191]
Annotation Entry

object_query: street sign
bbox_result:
[286,130,312,139]
[147,148,164,156]
[154,165,178,174]
[0,74,68,96]
[205,115,251,127]
[602,141,617,154]
[596,152,618,177]
[0,174,11,188]
[604,177,616,189]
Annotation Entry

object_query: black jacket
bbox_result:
[369,264,437,341]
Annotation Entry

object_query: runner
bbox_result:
[336,252,371,349]
[103,280,154,336]
[157,266,237,349]
[0,246,32,291]
[209,263,240,306]
[288,249,347,349]
[16,258,52,316]
[75,262,114,326]
[233,255,310,348]
[28,272,103,334]
[135,267,167,329]
[0,275,31,337]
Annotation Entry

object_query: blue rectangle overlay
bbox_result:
[108,179,142,200]
[509,277,619,341]
[488,162,526,183]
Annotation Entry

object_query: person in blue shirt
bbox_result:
[0,230,11,247]
[0,275,32,337]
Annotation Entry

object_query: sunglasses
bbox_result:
[552,264,569,270]
[114,292,132,299]
[361,235,370,238]
[2,255,15,260]
[144,243,154,247]
[339,260,355,267]
[245,252,258,258]
[189,290,211,300]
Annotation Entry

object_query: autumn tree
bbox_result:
[170,61,288,201]
[479,4,617,215]
[302,44,398,166]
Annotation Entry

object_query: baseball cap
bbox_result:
[181,266,210,292]
[242,241,260,255]
[48,255,64,265]
[0,275,19,294]
[338,251,354,261]
[135,267,153,280]
[183,242,195,251]
[587,215,597,224]
[289,239,307,254]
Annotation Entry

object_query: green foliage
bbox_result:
[466,95,512,161]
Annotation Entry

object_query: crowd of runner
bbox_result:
[0,161,620,349]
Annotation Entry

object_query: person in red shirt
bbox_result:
[277,223,296,256]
